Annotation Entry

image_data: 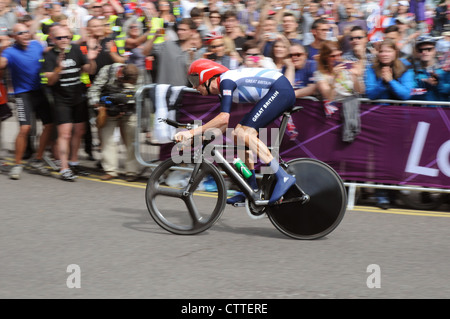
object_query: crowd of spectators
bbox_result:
[0,0,449,185]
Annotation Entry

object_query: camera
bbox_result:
[100,90,136,117]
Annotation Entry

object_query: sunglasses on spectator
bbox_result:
[210,15,221,19]
[418,47,434,53]
[246,53,259,56]
[329,52,342,58]
[290,52,305,57]
[93,5,102,8]
[350,36,364,41]
[15,30,29,36]
[56,35,71,40]
[210,43,224,48]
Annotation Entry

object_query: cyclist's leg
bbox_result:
[227,126,261,205]
[238,77,296,204]
[233,124,296,204]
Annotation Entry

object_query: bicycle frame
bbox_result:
[184,106,305,207]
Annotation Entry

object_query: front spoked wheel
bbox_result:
[146,158,226,235]
[265,158,347,240]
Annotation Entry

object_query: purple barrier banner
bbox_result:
[161,92,450,189]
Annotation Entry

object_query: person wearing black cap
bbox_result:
[412,35,450,102]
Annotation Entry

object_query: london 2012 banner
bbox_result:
[159,93,449,189]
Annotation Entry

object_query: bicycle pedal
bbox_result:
[272,197,284,205]
[232,202,246,207]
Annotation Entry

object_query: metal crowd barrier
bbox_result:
[134,84,450,210]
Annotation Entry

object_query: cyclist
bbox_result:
[174,58,297,205]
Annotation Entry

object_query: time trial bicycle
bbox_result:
[145,106,347,239]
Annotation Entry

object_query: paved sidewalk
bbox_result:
[0,110,160,180]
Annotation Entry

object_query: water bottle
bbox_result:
[233,158,252,179]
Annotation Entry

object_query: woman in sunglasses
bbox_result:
[282,43,317,98]
[315,40,364,104]
[365,39,414,100]
[315,40,364,144]
[203,32,240,69]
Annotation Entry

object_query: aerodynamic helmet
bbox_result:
[187,59,229,87]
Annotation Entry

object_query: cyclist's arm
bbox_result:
[176,79,235,141]
[191,79,236,136]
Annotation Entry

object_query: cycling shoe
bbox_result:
[226,192,246,205]
[269,174,296,204]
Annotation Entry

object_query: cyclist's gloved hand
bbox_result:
[174,130,193,143]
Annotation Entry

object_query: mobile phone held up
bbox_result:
[208,52,218,60]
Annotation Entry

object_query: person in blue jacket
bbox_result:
[365,39,414,101]
[364,39,415,209]
[412,36,450,103]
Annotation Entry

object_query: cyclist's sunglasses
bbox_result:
[188,73,200,87]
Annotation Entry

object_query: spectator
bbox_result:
[259,15,281,57]
[204,10,224,36]
[64,2,89,38]
[190,29,205,54]
[305,18,329,61]
[383,24,413,61]
[121,17,150,74]
[80,17,117,163]
[282,43,317,98]
[0,23,54,180]
[436,29,450,59]
[180,0,197,18]
[0,0,16,42]
[365,36,415,211]
[41,25,99,181]
[237,0,259,39]
[300,1,320,46]
[88,63,142,181]
[85,17,116,81]
[395,0,414,22]
[337,2,368,54]
[315,40,365,103]
[190,6,209,38]
[143,18,200,86]
[412,36,450,102]
[433,1,449,35]
[39,1,63,36]
[365,39,414,100]
[395,16,420,60]
[203,31,240,69]
[102,2,124,39]
[158,0,176,26]
[221,10,247,58]
[241,39,276,69]
[280,11,303,45]
[153,0,177,41]
[342,26,376,67]
[269,35,291,71]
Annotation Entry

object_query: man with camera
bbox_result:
[87,63,142,181]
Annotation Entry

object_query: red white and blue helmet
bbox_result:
[187,59,229,87]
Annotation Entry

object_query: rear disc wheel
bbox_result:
[265,158,347,239]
